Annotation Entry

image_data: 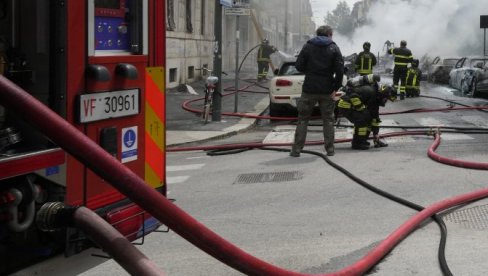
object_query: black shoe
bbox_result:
[374,140,388,148]
[290,151,300,157]
[325,146,335,156]
[352,143,370,150]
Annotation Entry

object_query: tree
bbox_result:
[324,1,354,37]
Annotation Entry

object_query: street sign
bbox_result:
[220,0,233,8]
[233,0,250,8]
[481,15,488,28]
[225,7,250,16]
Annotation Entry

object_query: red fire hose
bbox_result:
[2,75,488,275]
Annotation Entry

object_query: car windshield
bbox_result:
[443,59,458,66]
[280,64,302,76]
[470,59,488,67]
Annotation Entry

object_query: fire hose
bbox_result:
[2,75,488,275]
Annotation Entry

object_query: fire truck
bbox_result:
[0,0,166,274]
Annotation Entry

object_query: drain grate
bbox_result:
[235,171,303,184]
[443,204,488,230]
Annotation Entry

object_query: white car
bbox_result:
[268,62,304,116]
[269,61,347,116]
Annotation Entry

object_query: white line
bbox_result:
[263,129,295,144]
[461,115,488,128]
[167,164,205,172]
[167,176,190,184]
[416,117,444,126]
[186,84,198,95]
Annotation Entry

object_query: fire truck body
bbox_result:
[0,0,166,274]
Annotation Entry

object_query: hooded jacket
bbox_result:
[295,36,344,94]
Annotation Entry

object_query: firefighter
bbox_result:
[256,39,277,81]
[336,74,396,150]
[355,42,377,75]
[388,40,413,100]
[405,59,422,97]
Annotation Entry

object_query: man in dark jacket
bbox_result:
[388,40,413,100]
[290,25,344,157]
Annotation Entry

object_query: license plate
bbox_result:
[79,89,140,123]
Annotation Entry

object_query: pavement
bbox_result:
[165,71,270,147]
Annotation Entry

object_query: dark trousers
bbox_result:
[292,93,335,152]
[338,108,371,145]
[393,66,408,96]
[257,61,270,80]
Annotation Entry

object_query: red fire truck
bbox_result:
[0,0,166,273]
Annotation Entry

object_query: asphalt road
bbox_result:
[77,80,488,275]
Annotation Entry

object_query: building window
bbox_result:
[166,0,176,31]
[169,68,177,83]
[186,0,193,33]
[188,66,194,79]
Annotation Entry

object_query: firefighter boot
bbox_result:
[374,139,388,148]
[351,135,370,150]
[400,93,405,100]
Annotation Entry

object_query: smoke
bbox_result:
[333,0,486,59]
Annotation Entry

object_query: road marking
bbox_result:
[461,115,488,128]
[416,117,444,127]
[167,176,190,184]
[263,128,295,144]
[167,164,205,172]
[186,84,198,95]
[439,133,475,140]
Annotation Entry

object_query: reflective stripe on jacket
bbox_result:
[355,51,377,75]
[389,47,413,67]
[406,68,421,89]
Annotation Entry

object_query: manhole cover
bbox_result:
[235,171,303,184]
[443,204,488,230]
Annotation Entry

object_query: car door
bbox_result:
[450,57,466,88]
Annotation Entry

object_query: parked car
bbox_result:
[268,61,347,116]
[449,56,488,97]
[268,61,303,116]
[427,56,460,84]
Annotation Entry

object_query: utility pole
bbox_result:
[212,0,224,121]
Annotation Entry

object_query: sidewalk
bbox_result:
[165,71,270,147]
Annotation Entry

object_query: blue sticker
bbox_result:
[46,166,60,176]
[123,129,136,148]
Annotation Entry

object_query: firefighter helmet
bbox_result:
[262,39,269,45]
[363,42,371,51]
[380,84,397,101]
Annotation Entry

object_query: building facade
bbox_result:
[165,0,315,89]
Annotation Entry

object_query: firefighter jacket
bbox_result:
[355,51,377,75]
[257,44,277,62]
[388,46,413,68]
[337,84,390,134]
[406,67,422,90]
[296,36,344,94]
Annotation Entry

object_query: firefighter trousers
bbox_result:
[393,66,408,97]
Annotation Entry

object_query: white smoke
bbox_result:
[333,0,487,59]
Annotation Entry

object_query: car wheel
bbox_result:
[269,102,283,117]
